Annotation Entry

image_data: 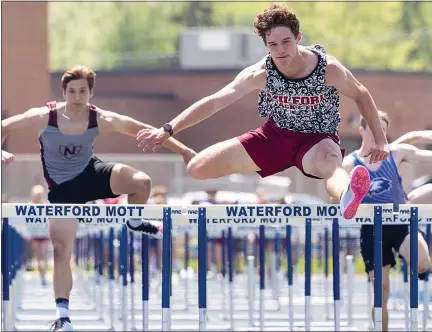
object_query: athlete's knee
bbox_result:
[187,157,209,180]
[133,172,152,194]
[419,258,430,274]
[314,140,342,178]
[320,161,339,179]
[315,155,340,179]
[51,240,72,261]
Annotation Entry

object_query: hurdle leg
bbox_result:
[221,230,227,321]
[272,232,281,311]
[259,225,265,331]
[332,218,341,331]
[98,230,105,320]
[108,228,115,330]
[10,266,15,327]
[422,224,431,331]
[286,225,294,332]
[162,208,173,331]
[247,255,255,328]
[197,207,208,331]
[402,260,409,331]
[275,232,281,311]
[228,227,235,331]
[184,232,190,311]
[373,206,383,332]
[117,230,123,319]
[129,231,136,330]
[3,219,10,331]
[409,207,419,331]
[9,228,16,329]
[339,250,344,308]
[346,255,354,326]
[142,234,149,332]
[97,255,104,321]
[324,226,330,321]
[270,251,276,299]
[305,219,312,331]
[92,235,99,314]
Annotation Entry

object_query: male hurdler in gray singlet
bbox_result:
[1,65,196,331]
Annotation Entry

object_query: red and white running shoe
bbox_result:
[340,165,371,220]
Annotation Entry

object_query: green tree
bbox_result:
[48,2,432,72]
[170,2,215,27]
[401,2,432,70]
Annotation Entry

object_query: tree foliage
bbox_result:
[49,2,432,72]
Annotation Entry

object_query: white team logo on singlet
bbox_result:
[367,177,393,197]
[59,144,82,159]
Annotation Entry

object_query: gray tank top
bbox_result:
[39,101,99,188]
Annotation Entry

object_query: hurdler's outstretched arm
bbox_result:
[392,130,432,145]
[1,107,50,164]
[135,61,267,153]
[96,109,197,165]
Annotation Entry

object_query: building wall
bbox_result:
[1,2,50,153]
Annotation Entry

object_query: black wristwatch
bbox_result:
[163,123,174,136]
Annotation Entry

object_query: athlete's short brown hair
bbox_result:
[61,65,96,91]
[360,110,391,129]
[253,4,300,44]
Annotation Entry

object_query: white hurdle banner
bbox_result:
[1,203,431,332]
[2,202,397,223]
[5,202,432,226]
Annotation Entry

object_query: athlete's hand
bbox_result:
[181,148,196,166]
[136,127,170,153]
[1,150,14,164]
[363,142,390,164]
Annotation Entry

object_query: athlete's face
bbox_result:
[360,119,388,146]
[63,79,92,108]
[265,26,302,66]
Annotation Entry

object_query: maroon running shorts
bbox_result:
[238,119,344,179]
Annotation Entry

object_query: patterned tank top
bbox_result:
[352,150,407,211]
[39,101,99,188]
[257,44,341,135]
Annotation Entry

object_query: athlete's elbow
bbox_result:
[353,85,370,103]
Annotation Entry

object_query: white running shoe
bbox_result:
[126,219,163,239]
[50,317,74,331]
[340,165,370,220]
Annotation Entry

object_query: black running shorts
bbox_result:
[360,225,428,275]
[48,156,119,204]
